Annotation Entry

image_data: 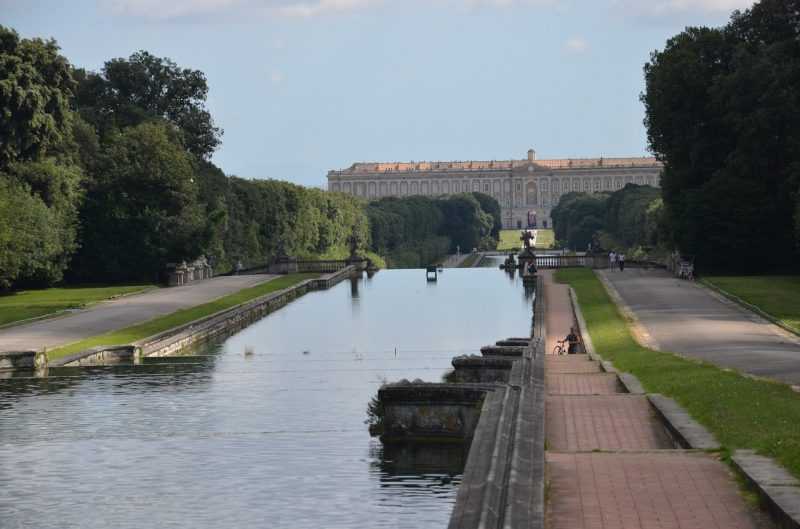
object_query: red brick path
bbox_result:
[542,272,765,529]
[546,355,603,374]
[546,396,673,451]
[543,270,575,355]
[547,452,761,529]
[546,373,621,395]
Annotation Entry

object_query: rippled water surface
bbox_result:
[0,268,531,529]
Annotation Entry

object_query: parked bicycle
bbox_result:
[552,339,568,355]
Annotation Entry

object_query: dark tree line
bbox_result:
[551,185,664,253]
[642,0,800,272]
[0,26,369,287]
[366,193,497,268]
[0,25,497,288]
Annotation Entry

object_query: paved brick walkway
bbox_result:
[546,355,603,374]
[547,452,762,529]
[542,270,575,356]
[546,373,622,395]
[541,271,769,529]
[547,396,672,451]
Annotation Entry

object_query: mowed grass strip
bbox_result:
[533,229,554,249]
[497,229,555,251]
[47,273,318,361]
[0,284,156,327]
[498,230,522,252]
[556,268,800,479]
[704,276,800,334]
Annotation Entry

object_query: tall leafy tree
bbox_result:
[471,192,503,238]
[74,51,222,159]
[642,0,800,270]
[0,26,85,287]
[0,25,75,168]
[70,122,205,282]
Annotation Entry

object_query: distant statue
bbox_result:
[520,230,534,250]
[348,230,361,260]
[276,239,288,258]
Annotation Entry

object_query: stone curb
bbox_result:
[700,279,800,341]
[567,274,800,529]
[568,287,645,396]
[732,450,800,529]
[647,394,720,450]
[617,373,646,395]
[569,284,719,450]
[567,287,597,358]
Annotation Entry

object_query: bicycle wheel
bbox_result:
[552,345,563,355]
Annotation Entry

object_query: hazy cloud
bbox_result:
[104,0,243,19]
[272,0,380,18]
[564,37,588,54]
[101,0,561,20]
[102,0,753,21]
[459,0,560,6]
[612,0,755,16]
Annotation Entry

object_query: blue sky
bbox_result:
[3,0,753,186]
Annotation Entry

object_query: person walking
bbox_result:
[618,253,625,272]
[609,251,617,270]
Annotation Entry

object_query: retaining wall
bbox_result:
[35,267,357,368]
[376,275,546,529]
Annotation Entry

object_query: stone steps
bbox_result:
[540,270,769,529]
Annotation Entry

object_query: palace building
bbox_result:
[327,149,663,229]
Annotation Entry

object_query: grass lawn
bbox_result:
[0,284,156,327]
[47,273,318,361]
[533,229,555,249]
[556,268,800,480]
[703,276,800,334]
[498,230,522,252]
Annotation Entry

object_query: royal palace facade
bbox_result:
[327,149,663,229]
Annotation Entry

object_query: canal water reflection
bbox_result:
[0,268,531,529]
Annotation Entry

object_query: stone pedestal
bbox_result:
[269,255,298,275]
[347,256,368,271]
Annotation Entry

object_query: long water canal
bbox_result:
[0,267,531,529]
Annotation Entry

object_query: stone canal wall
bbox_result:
[379,384,494,443]
[0,350,46,371]
[377,275,546,529]
[26,267,357,370]
[141,266,355,358]
[52,345,138,367]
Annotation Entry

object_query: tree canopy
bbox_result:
[642,0,800,271]
[551,185,664,253]
[0,25,500,289]
[0,26,75,167]
[367,193,499,267]
[74,51,222,159]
